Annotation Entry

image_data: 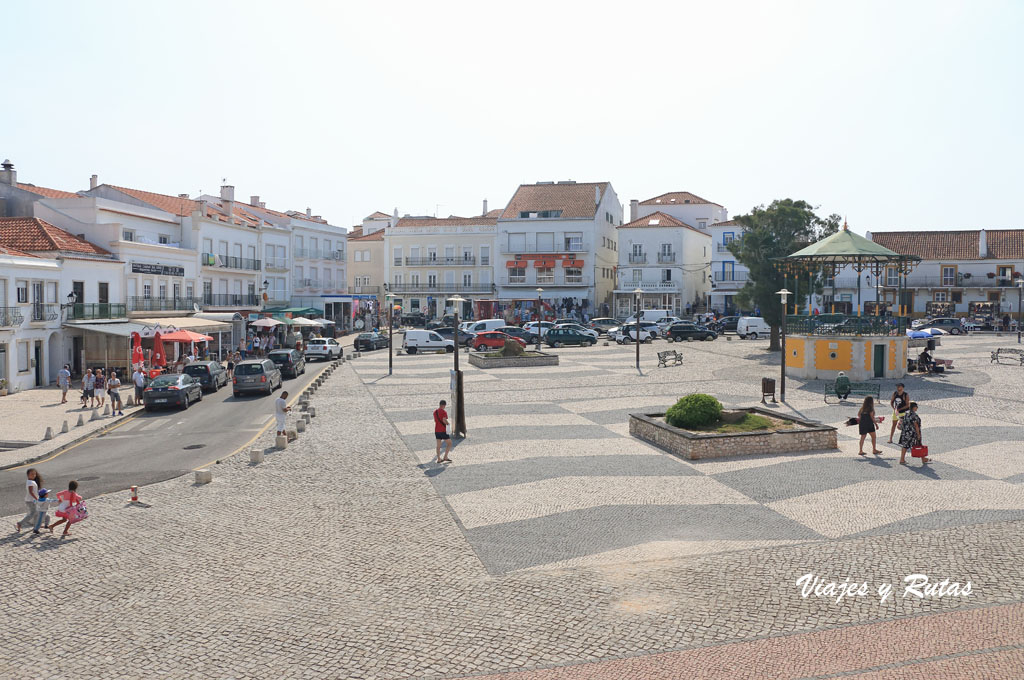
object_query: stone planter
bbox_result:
[629,407,837,460]
[467,352,559,369]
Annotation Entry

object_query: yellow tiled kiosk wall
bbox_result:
[785,335,908,381]
[815,340,853,371]
[786,336,805,368]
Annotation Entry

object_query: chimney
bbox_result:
[89,174,98,189]
[0,159,15,186]
[306,207,312,218]
[482,198,488,215]
[630,199,639,222]
[178,193,190,199]
[979,229,987,258]
[220,185,234,216]
[595,186,601,205]
[250,195,260,207]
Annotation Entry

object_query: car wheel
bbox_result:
[553,341,562,348]
[233,392,240,398]
[475,344,485,351]
[666,336,674,343]
[196,389,203,402]
[406,347,417,354]
[704,335,714,341]
[644,336,652,344]
[181,394,189,410]
[950,327,960,335]
[588,340,595,346]
[445,345,454,353]
[212,381,219,392]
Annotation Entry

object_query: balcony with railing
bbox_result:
[657,252,676,263]
[295,248,345,261]
[713,271,749,283]
[349,285,380,294]
[387,283,493,294]
[500,274,593,288]
[0,307,24,326]
[293,278,323,290]
[499,240,589,254]
[615,280,680,292]
[717,243,735,253]
[882,276,1021,289]
[28,304,59,322]
[127,297,201,313]
[201,293,260,308]
[201,253,261,272]
[628,253,647,264]
[405,256,477,266]
[67,303,128,320]
[264,257,289,272]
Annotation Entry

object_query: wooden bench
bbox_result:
[657,350,683,368]
[824,380,880,404]
[991,348,1024,366]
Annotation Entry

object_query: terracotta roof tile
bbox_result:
[395,215,498,228]
[104,185,197,216]
[712,219,741,227]
[500,182,610,220]
[639,191,721,207]
[871,229,1024,260]
[347,228,384,242]
[15,183,80,199]
[485,208,504,218]
[0,244,39,258]
[365,211,391,220]
[0,217,111,255]
[617,211,707,236]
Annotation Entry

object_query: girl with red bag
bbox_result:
[898,403,927,465]
[47,480,85,537]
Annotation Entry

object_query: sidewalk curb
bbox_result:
[0,410,139,471]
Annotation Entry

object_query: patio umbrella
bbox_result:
[906,330,930,339]
[152,332,167,367]
[160,329,215,343]
[925,327,947,336]
[289,317,319,327]
[131,332,144,367]
[250,317,283,328]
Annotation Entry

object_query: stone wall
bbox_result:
[467,352,559,370]
[629,407,837,460]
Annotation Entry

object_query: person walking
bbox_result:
[14,468,44,533]
[57,364,71,404]
[83,369,96,409]
[47,480,83,537]
[226,352,236,380]
[856,396,882,456]
[274,391,290,436]
[898,402,926,465]
[107,371,124,416]
[433,399,452,464]
[887,383,910,443]
[94,369,106,409]
[132,366,146,404]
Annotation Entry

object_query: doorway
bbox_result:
[34,341,43,387]
[72,336,83,377]
[873,344,886,378]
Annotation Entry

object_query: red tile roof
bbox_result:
[0,245,39,258]
[365,211,391,220]
[104,185,197,216]
[618,211,707,236]
[0,217,111,255]
[15,183,80,199]
[395,215,498,228]
[347,228,384,242]
[712,219,740,227]
[640,191,721,207]
[871,229,1024,260]
[500,182,610,220]
[485,208,504,218]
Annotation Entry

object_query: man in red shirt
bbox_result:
[434,399,452,464]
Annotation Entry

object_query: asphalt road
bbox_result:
[0,357,336,517]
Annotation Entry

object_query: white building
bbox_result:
[386,206,498,320]
[613,211,711,318]
[630,192,746,315]
[497,181,622,318]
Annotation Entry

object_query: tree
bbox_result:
[728,199,841,350]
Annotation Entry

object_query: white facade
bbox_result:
[496,182,622,316]
[0,252,62,393]
[613,212,711,318]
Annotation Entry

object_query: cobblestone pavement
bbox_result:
[1,335,1021,678]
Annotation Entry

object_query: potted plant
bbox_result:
[987,272,996,278]
[0,378,7,396]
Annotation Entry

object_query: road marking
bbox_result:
[8,414,141,470]
[139,420,164,431]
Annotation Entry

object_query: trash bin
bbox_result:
[761,377,776,404]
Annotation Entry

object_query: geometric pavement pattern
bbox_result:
[354,336,1024,574]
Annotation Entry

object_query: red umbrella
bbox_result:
[131,332,144,367]
[152,332,166,367]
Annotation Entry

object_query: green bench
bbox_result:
[823,380,879,404]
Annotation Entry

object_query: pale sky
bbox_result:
[4,0,1021,232]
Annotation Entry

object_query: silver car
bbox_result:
[232,359,283,397]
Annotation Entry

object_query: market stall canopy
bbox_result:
[132,316,231,333]
[266,306,323,317]
[289,317,321,327]
[160,329,214,343]
[250,318,283,328]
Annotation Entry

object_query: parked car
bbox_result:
[919,317,966,335]
[402,329,454,354]
[432,326,476,347]
[232,358,283,397]
[268,349,306,378]
[622,309,674,324]
[587,317,618,335]
[143,373,204,411]
[736,317,772,340]
[523,321,556,338]
[553,318,580,326]
[960,318,982,331]
[304,337,342,361]
[497,326,533,343]
[655,316,685,332]
[666,323,717,342]
[465,318,508,334]
[354,332,389,351]
[553,323,598,339]
[181,361,229,392]
[711,316,741,334]
[546,328,597,347]
[473,331,526,351]
[401,313,427,327]
[609,325,657,343]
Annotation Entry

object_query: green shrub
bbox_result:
[665,394,722,429]
[500,339,525,357]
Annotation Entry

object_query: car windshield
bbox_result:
[268,353,290,363]
[182,365,209,376]
[357,334,373,339]
[150,376,180,387]
[234,363,265,375]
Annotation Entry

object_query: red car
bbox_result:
[473,331,526,351]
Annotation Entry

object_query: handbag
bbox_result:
[911,446,928,458]
[68,501,89,524]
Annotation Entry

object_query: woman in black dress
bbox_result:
[888,383,910,443]
[857,396,882,456]
[899,402,926,465]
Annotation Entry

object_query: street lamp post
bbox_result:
[776,288,791,401]
[1017,279,1023,344]
[634,288,643,370]
[385,293,395,376]
[535,288,544,351]
[447,295,468,437]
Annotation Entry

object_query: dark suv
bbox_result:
[546,328,596,347]
[182,361,229,392]
[233,359,283,397]
[667,323,717,342]
[268,349,306,378]
[711,316,740,334]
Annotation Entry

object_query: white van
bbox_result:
[623,309,674,324]
[402,329,455,354]
[466,318,507,334]
[736,317,772,339]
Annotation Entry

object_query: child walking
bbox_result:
[48,480,84,537]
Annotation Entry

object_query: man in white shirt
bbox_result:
[57,364,71,403]
[132,368,146,404]
[274,391,290,436]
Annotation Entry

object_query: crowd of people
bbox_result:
[852,383,926,465]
